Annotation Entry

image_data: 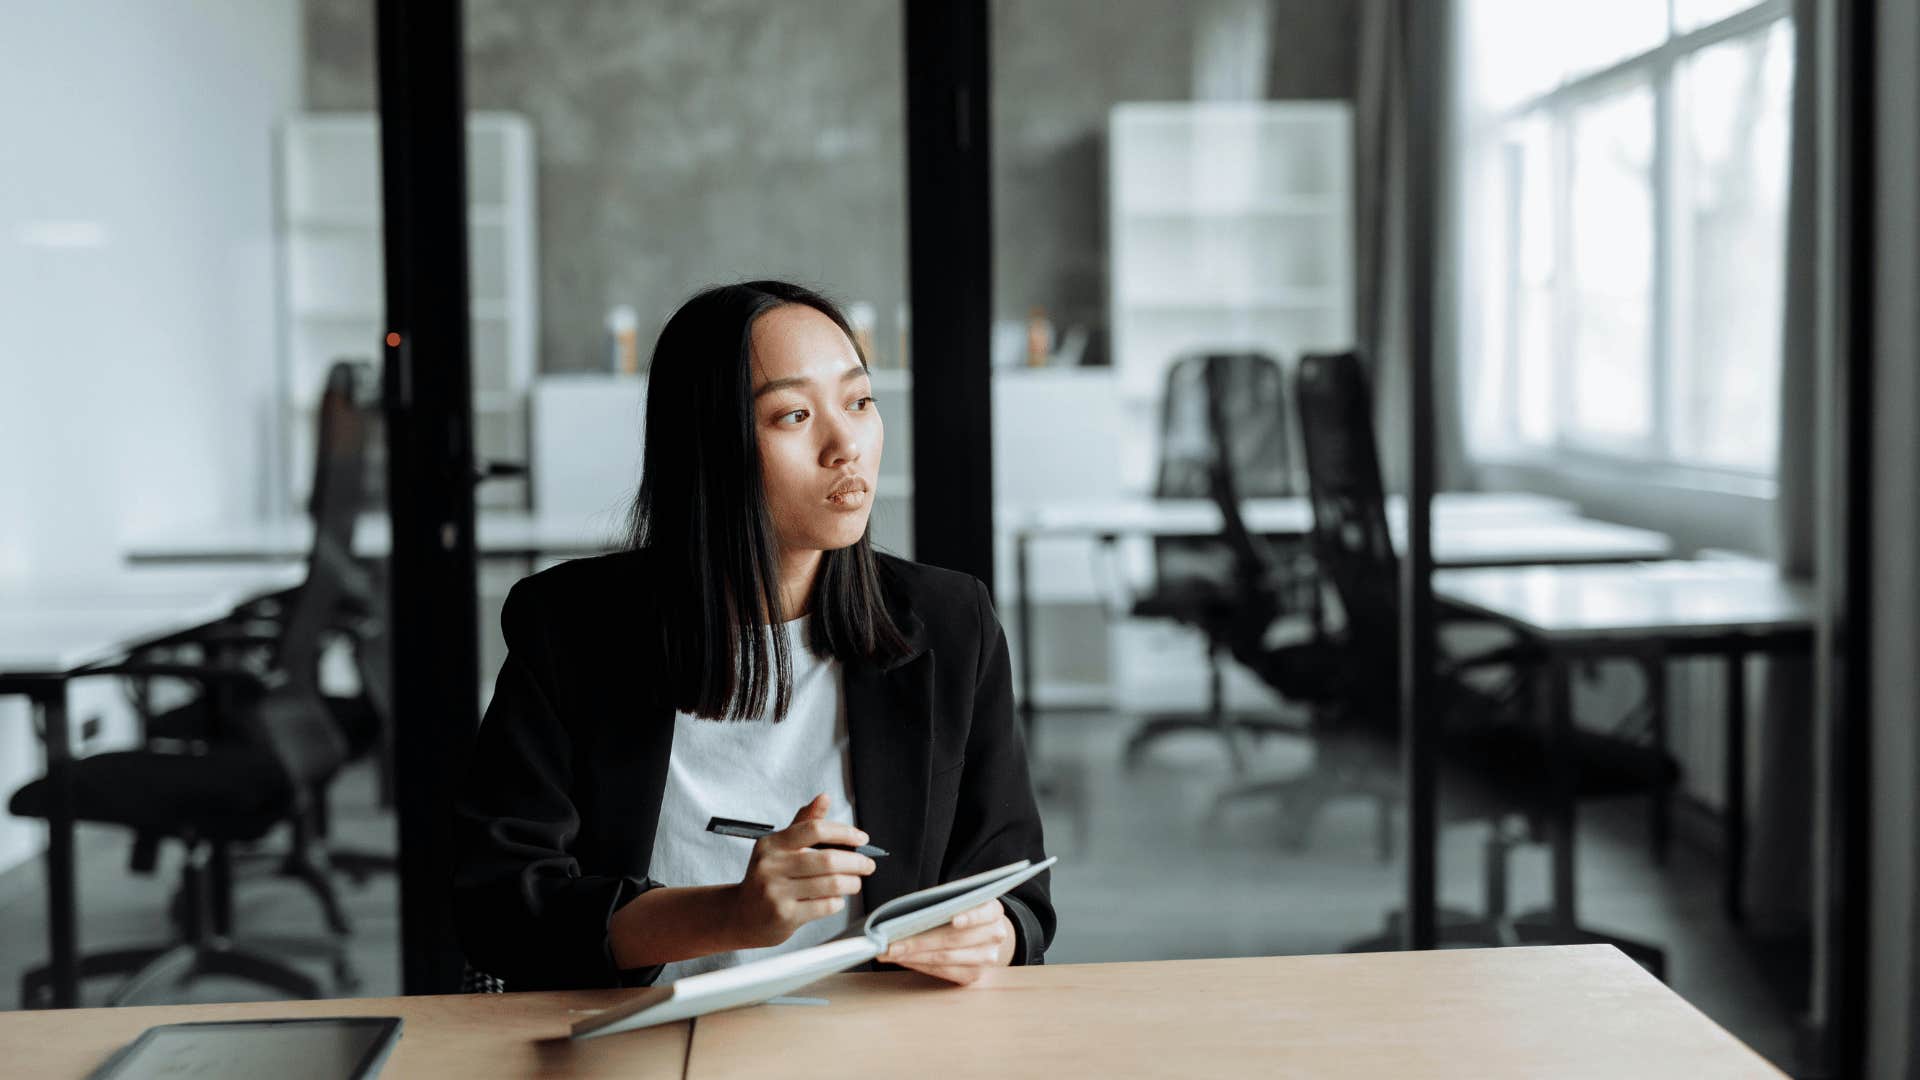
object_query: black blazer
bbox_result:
[452,548,1056,990]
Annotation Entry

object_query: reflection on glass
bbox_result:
[1568,84,1655,443]
[991,0,1385,973]
[1673,21,1793,471]
[1,0,401,1008]
[454,2,914,689]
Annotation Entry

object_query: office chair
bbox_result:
[1204,351,1677,972]
[126,364,396,928]
[9,366,371,1006]
[1115,351,1314,773]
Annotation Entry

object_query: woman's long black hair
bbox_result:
[629,281,911,722]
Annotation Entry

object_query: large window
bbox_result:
[1459,0,1793,475]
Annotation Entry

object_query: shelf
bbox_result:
[1115,197,1342,218]
[287,204,512,230]
[282,112,535,518]
[991,365,1114,378]
[1115,290,1339,311]
[289,309,381,323]
[290,300,510,322]
[285,388,521,412]
[287,215,378,231]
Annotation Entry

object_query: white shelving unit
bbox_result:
[279,111,538,509]
[1103,100,1354,715]
[1108,101,1355,491]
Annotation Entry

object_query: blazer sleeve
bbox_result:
[934,578,1058,965]
[452,580,663,990]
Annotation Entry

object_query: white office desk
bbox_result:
[1434,559,1813,642]
[1007,493,1671,735]
[123,512,629,564]
[1433,559,1815,928]
[0,566,305,617]
[1014,490,1578,537]
[0,567,302,1010]
[128,497,1579,566]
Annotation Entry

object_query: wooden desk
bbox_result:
[691,947,1780,1079]
[1434,560,1816,926]
[1,947,1779,1077]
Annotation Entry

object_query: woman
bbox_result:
[453,281,1054,991]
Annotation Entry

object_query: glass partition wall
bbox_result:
[1,0,401,1006]
[455,1,914,696]
[1453,2,1814,1072]
[987,0,1403,965]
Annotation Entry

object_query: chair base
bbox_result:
[1123,712,1306,774]
[224,837,368,936]
[25,834,355,1010]
[328,848,397,885]
[1030,758,1094,855]
[1343,908,1667,982]
[1207,759,1397,860]
[20,935,344,1008]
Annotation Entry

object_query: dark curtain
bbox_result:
[1356,0,1469,493]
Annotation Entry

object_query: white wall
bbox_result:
[0,1,303,874]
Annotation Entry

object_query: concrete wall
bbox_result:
[302,0,1356,372]
[0,1,303,873]
[992,0,1355,358]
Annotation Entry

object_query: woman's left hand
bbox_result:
[876,899,1015,986]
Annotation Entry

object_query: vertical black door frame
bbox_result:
[903,0,995,586]
[1399,0,1446,949]
[1818,0,1874,1071]
[375,0,477,996]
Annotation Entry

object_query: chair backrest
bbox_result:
[1150,352,1294,590]
[1154,352,1294,499]
[1198,362,1287,641]
[256,362,367,787]
[1293,352,1400,666]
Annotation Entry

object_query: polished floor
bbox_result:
[0,709,1808,1074]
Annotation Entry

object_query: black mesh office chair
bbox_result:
[128,365,393,920]
[1118,352,1314,772]
[1203,352,1677,970]
[9,368,369,1006]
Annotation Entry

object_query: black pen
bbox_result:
[706,815,889,858]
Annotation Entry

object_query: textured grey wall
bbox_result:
[303,0,1354,372]
[992,0,1354,361]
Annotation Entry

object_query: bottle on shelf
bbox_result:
[1025,306,1054,367]
[607,305,639,374]
[847,301,878,365]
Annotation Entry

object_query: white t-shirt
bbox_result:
[648,617,863,984]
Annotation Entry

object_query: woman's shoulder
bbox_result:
[872,552,997,652]
[504,548,656,622]
[873,551,986,612]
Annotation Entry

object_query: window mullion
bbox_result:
[1550,102,1574,452]
[1502,140,1525,448]
[1652,61,1676,461]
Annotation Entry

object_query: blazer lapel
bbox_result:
[845,649,934,910]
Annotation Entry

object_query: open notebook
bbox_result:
[571,856,1058,1041]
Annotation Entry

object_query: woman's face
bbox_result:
[749,303,884,556]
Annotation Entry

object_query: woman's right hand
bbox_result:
[725,793,876,949]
